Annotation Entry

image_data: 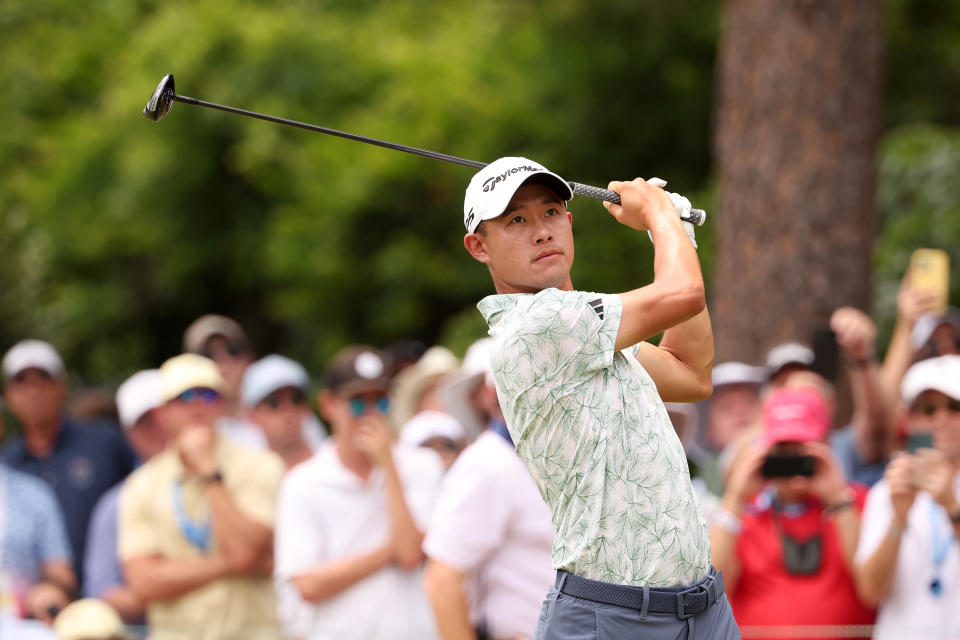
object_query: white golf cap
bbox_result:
[399,410,466,447]
[2,339,65,379]
[116,369,163,429]
[242,354,310,407]
[159,353,224,402]
[463,156,573,233]
[712,362,766,388]
[765,342,815,379]
[901,355,960,405]
[461,337,495,388]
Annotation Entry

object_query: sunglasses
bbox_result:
[914,399,960,416]
[262,389,308,410]
[348,395,390,417]
[175,387,221,405]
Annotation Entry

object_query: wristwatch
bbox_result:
[200,471,224,485]
[824,488,856,515]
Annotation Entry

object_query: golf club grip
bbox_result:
[570,182,706,226]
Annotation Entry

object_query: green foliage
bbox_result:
[0,0,720,380]
[873,124,960,344]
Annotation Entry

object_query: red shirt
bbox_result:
[728,486,875,640]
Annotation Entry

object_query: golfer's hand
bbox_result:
[603,178,678,232]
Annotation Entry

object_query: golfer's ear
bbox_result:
[464,233,491,264]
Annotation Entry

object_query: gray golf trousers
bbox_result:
[534,568,741,640]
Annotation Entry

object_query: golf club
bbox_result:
[143,74,705,225]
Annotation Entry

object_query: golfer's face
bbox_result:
[471,183,575,294]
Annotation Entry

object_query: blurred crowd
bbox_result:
[0,269,958,640]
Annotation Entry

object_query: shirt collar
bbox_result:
[477,293,526,327]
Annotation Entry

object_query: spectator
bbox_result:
[711,387,874,640]
[183,314,265,449]
[242,354,323,470]
[53,598,128,640]
[1,340,137,586]
[829,307,897,488]
[423,338,554,640]
[0,461,73,621]
[83,369,167,624]
[390,346,459,428]
[383,339,427,377]
[274,346,444,640]
[880,272,958,410]
[119,354,284,640]
[853,355,960,639]
[398,410,466,470]
[702,362,765,453]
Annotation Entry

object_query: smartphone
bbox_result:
[811,328,839,383]
[910,249,950,315]
[905,431,934,454]
[761,454,817,478]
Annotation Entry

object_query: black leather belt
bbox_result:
[556,567,725,620]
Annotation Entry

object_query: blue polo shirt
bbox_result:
[1,420,138,584]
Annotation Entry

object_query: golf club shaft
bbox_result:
[172,93,705,225]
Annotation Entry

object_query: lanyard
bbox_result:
[928,500,954,596]
[171,481,212,551]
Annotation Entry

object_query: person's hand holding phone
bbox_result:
[885,452,918,525]
[803,441,850,506]
[912,448,959,512]
[722,443,767,513]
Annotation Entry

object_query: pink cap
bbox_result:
[762,387,831,445]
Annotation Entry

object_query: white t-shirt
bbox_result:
[424,430,554,639]
[274,440,444,640]
[855,475,960,639]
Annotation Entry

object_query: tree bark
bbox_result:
[712,0,884,364]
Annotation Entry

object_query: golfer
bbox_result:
[462,157,740,639]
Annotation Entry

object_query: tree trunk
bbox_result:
[712,0,884,364]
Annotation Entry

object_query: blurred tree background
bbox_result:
[0,0,957,386]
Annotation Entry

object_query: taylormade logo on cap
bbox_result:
[463,156,573,233]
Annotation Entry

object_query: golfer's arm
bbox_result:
[634,307,713,402]
[615,215,705,351]
[424,560,476,640]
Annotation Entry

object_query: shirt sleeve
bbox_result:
[854,480,893,566]
[423,450,509,573]
[273,471,327,581]
[83,487,123,597]
[497,289,622,391]
[230,449,285,528]
[118,472,161,560]
[30,477,73,565]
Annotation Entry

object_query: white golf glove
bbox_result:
[646,177,698,249]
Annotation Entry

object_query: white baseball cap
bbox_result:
[765,342,815,379]
[901,355,960,405]
[116,369,163,429]
[399,410,466,447]
[2,339,65,379]
[242,354,310,407]
[463,156,573,233]
[712,361,766,388]
[159,353,224,402]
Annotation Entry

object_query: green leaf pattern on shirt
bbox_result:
[478,288,710,587]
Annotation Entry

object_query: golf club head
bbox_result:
[143,74,176,122]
